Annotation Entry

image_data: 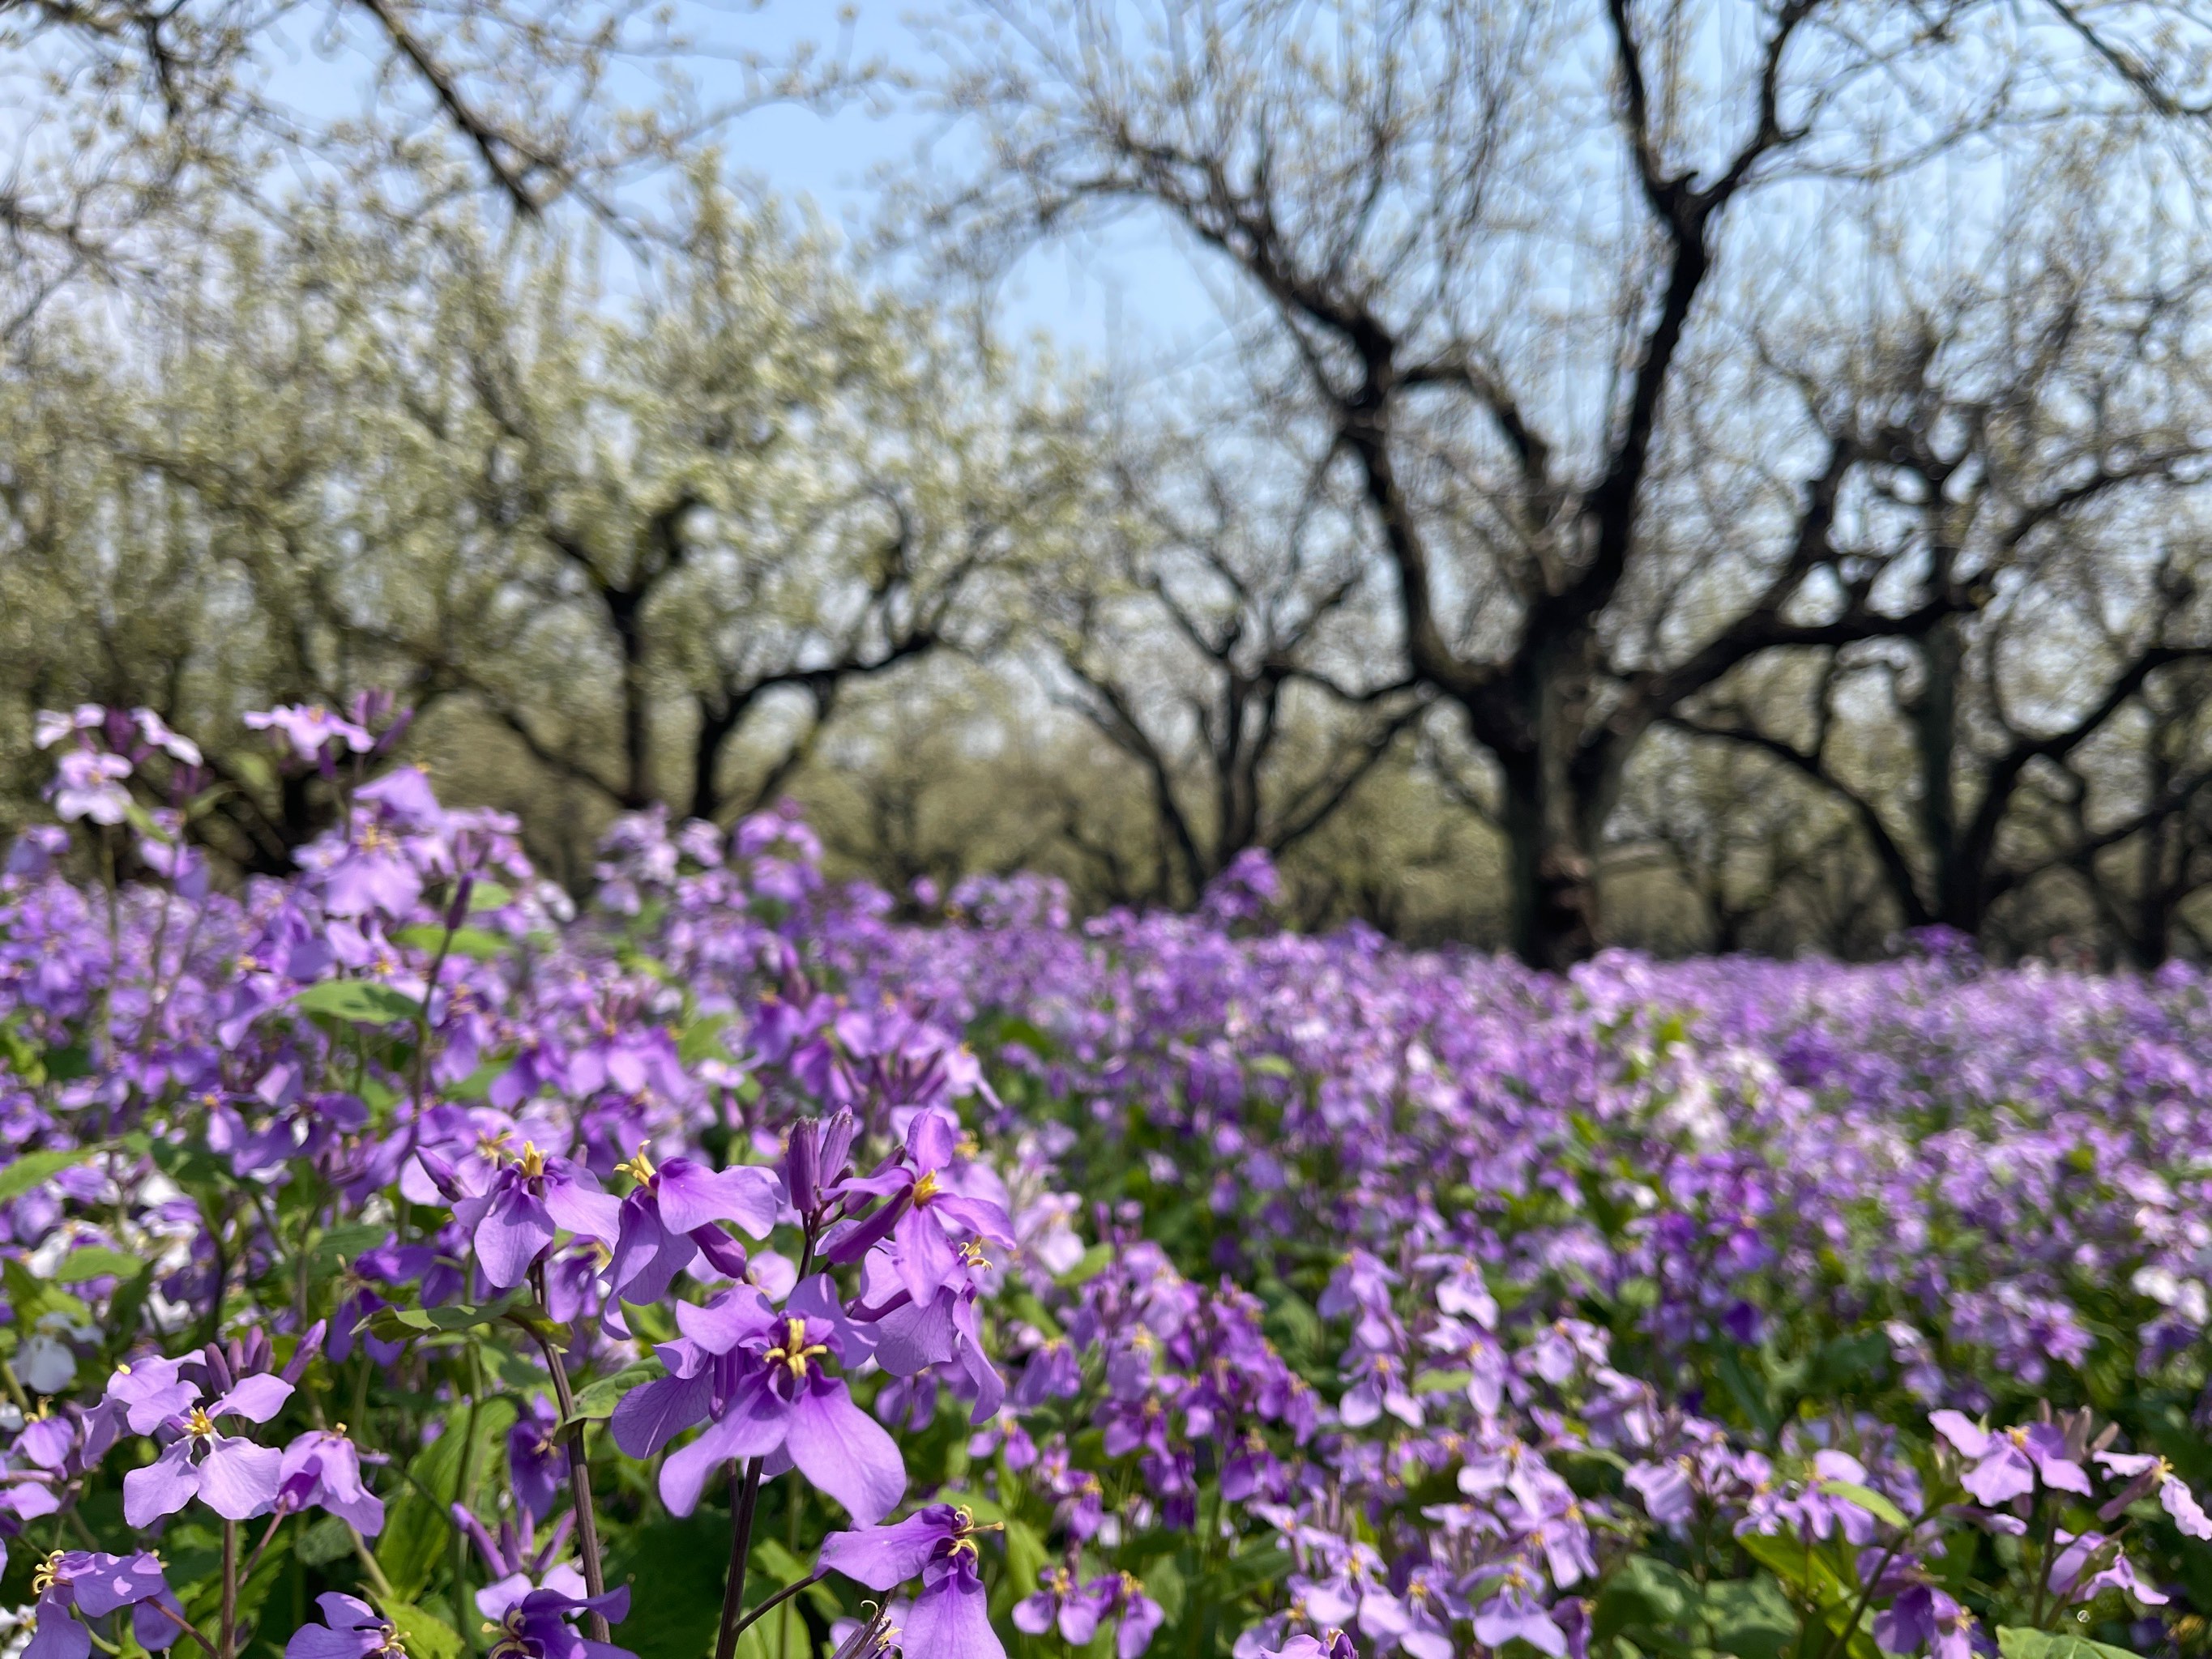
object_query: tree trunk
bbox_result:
[1912,623,1981,934]
[605,589,653,809]
[1493,740,1602,972]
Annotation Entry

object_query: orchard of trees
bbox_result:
[6,0,2212,968]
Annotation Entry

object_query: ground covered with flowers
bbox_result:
[5,705,2212,1659]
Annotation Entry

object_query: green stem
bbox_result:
[220,1519,239,1659]
[240,1511,288,1584]
[715,1460,767,1659]
[351,1525,399,1601]
[1808,1505,1932,1659]
[152,1596,224,1659]
[730,1572,826,1644]
[2030,1495,2060,1628]
[529,1265,610,1643]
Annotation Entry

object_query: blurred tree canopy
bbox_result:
[6,0,2212,967]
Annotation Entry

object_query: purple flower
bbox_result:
[604,1143,782,1304]
[1014,1567,1162,1656]
[278,1427,385,1535]
[1872,1583,1978,1659]
[2095,1450,2212,1537]
[47,749,133,825]
[1014,1567,1095,1644]
[1471,1567,1565,1658]
[25,1550,186,1659]
[2048,1530,2168,1608]
[477,1581,634,1659]
[820,1504,1007,1659]
[1087,1572,1166,1659]
[824,1110,1015,1308]
[1929,1412,2090,1506]
[246,705,375,764]
[610,1277,904,1525]
[448,1143,621,1291]
[121,1374,293,1526]
[451,1505,587,1614]
[507,1396,568,1522]
[285,1593,409,1659]
[1625,1456,1696,1527]
[1252,1637,1359,1659]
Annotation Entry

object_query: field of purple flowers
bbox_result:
[5,703,2212,1659]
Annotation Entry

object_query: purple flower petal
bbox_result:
[542,1169,622,1243]
[655,1160,782,1239]
[1929,1411,1993,1459]
[25,1601,92,1659]
[124,1439,202,1527]
[787,1378,906,1526]
[819,1506,959,1589]
[196,1435,284,1520]
[476,1180,557,1290]
[903,1558,1005,1659]
[609,1371,715,1460]
[210,1374,294,1425]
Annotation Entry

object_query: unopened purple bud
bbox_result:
[691,1226,750,1278]
[2101,1467,2162,1523]
[283,1320,328,1384]
[417,1149,464,1202]
[820,1111,857,1191]
[787,1120,822,1213]
[446,872,476,932]
[203,1342,235,1393]
[822,1188,911,1267]
[374,706,415,757]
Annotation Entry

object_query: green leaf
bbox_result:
[296,1515,356,1567]
[604,1513,731,1659]
[752,1539,838,1618]
[1702,1576,1798,1659]
[296,979,423,1025]
[362,1294,568,1349]
[395,923,511,962]
[386,1604,464,1659]
[1003,1517,1050,1613]
[678,1016,735,1065]
[566,1358,664,1425]
[1815,1479,1909,1530]
[0,1022,47,1085]
[1715,1350,1779,1437]
[468,881,515,912]
[1996,1629,2146,1659]
[2,1258,89,1329]
[1057,1242,1113,1287]
[0,1148,94,1202]
[378,1396,520,1599]
[52,1245,147,1283]
[1593,1555,1699,1648]
[310,1221,391,1274]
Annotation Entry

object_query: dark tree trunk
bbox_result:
[605,588,652,809]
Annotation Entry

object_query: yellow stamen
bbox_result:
[185,1408,216,1439]
[517,1142,547,1179]
[765,1317,830,1380]
[32,1551,65,1594]
[912,1169,942,1205]
[614,1142,657,1186]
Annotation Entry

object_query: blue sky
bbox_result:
[665,1,1234,369]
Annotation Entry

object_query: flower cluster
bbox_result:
[3,702,2212,1659]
